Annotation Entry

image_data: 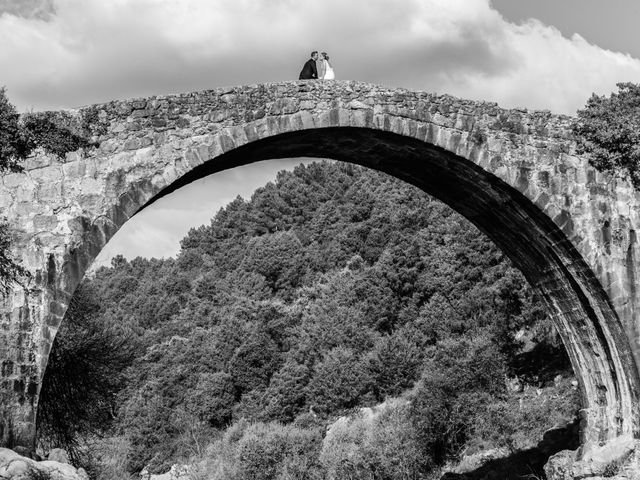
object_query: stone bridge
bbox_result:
[1,81,640,452]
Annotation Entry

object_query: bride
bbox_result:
[320,52,335,80]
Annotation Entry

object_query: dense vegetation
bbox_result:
[575,82,640,187]
[39,161,579,479]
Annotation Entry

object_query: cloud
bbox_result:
[5,0,640,261]
[445,18,640,114]
[1,0,640,114]
[0,0,55,20]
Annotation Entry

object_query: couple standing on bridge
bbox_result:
[299,51,335,80]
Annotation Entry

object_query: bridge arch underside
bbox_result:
[53,127,639,449]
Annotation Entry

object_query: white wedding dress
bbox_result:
[322,60,335,80]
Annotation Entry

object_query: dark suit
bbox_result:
[299,58,318,79]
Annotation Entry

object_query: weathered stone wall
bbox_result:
[1,80,639,451]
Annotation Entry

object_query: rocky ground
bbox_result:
[2,420,640,480]
[3,442,640,480]
[0,448,88,480]
[545,436,640,480]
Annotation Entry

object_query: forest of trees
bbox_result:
[37,161,580,480]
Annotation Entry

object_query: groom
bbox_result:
[299,51,318,80]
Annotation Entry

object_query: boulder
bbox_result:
[48,448,70,464]
[0,447,89,480]
[11,446,39,460]
[140,464,192,480]
[544,449,577,480]
[545,437,640,480]
[0,449,31,479]
[451,447,511,474]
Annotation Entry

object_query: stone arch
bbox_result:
[1,82,639,451]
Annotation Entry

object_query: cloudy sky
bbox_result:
[1,0,640,265]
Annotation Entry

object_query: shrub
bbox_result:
[37,283,136,464]
[80,436,135,480]
[201,421,323,480]
[409,335,508,465]
[262,359,310,422]
[319,399,431,480]
[235,423,321,480]
[574,82,640,187]
[306,347,372,415]
[228,328,282,393]
[0,87,31,172]
[365,332,423,401]
[0,221,28,292]
[188,372,236,428]
[22,111,93,159]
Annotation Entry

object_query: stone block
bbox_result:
[32,215,59,232]
[14,202,36,217]
[30,167,62,185]
[2,173,26,189]
[76,194,104,213]
[348,100,370,110]
[0,193,14,209]
[123,138,141,150]
[349,108,373,129]
[209,109,232,122]
[62,161,87,179]
[23,156,52,170]
[79,177,104,196]
[298,110,316,130]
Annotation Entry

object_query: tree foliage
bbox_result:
[319,399,430,479]
[575,82,640,187]
[0,88,32,172]
[0,222,27,292]
[43,161,578,475]
[22,111,95,159]
[0,87,100,169]
[0,88,31,291]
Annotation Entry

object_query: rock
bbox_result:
[545,437,640,480]
[452,447,511,473]
[0,447,89,480]
[506,376,523,392]
[39,461,90,480]
[544,449,577,480]
[0,448,32,478]
[140,464,192,480]
[577,436,636,478]
[348,100,370,109]
[48,448,70,464]
[11,446,38,460]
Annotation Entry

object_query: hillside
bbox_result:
[38,161,579,479]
